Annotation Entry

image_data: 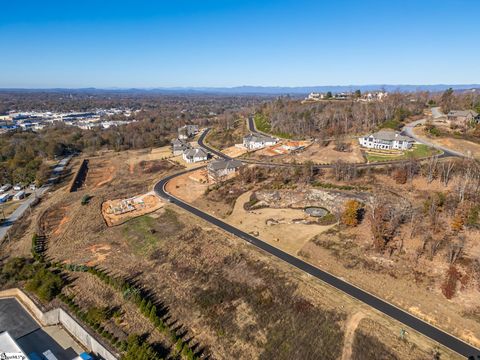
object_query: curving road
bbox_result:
[402,119,465,158]
[155,130,479,358]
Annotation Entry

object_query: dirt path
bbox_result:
[341,311,366,360]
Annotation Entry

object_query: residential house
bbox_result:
[207,159,243,182]
[182,148,208,163]
[171,138,191,156]
[447,110,480,126]
[358,130,414,150]
[243,133,278,150]
[305,92,324,101]
[178,124,199,140]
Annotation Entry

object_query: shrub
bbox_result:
[86,306,110,325]
[0,257,39,285]
[81,194,91,205]
[341,200,362,227]
[441,265,461,299]
[392,168,407,184]
[25,267,64,301]
[451,215,464,232]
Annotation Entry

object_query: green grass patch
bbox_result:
[365,144,440,162]
[122,209,183,255]
[122,216,158,255]
[254,113,292,139]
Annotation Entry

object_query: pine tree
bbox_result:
[149,305,157,321]
[140,298,147,313]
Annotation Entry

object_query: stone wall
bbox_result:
[253,188,373,215]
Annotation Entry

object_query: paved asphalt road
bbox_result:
[247,115,260,134]
[402,119,465,158]
[155,129,479,358]
[0,156,72,242]
[431,106,445,119]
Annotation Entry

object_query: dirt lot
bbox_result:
[242,139,365,164]
[293,140,365,164]
[221,145,248,158]
[0,201,22,218]
[102,192,164,226]
[166,169,209,203]
[227,191,335,254]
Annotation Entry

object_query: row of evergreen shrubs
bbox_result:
[29,233,200,359]
[29,236,158,358]
[31,233,45,262]
[66,265,200,360]
[58,293,159,359]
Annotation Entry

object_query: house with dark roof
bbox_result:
[182,148,208,163]
[178,125,199,140]
[243,133,278,150]
[447,110,480,126]
[207,159,243,181]
[171,138,191,156]
[358,130,414,150]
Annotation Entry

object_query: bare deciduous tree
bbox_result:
[440,161,455,187]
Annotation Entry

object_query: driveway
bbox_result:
[402,118,465,158]
[431,106,445,119]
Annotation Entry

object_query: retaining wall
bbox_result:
[69,159,89,192]
[0,288,118,360]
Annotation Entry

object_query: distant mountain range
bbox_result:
[1,84,479,95]
[159,84,480,95]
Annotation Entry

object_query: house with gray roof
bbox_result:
[243,133,278,150]
[207,159,243,181]
[171,138,191,156]
[358,130,414,150]
[178,124,199,140]
[447,110,480,126]
[182,148,208,163]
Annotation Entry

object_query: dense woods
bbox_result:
[437,88,480,114]
[255,93,428,138]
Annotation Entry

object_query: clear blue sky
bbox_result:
[1,0,479,88]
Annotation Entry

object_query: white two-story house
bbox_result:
[358,130,414,150]
[182,148,208,163]
[243,133,278,150]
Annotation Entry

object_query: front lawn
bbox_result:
[365,144,441,162]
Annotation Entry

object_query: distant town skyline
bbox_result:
[1,0,479,88]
